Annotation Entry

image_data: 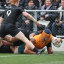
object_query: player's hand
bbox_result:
[55,38,62,44]
[45,14,49,18]
[30,38,36,44]
[2,40,13,46]
[25,20,30,24]
[56,21,63,26]
[40,17,44,21]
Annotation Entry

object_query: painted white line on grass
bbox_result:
[35,61,64,64]
[0,55,31,58]
[0,54,39,58]
[0,53,64,58]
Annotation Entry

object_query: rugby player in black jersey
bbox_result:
[0,0,42,54]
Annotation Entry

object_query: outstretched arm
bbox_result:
[47,43,53,54]
[47,47,53,54]
[4,35,19,42]
[22,12,42,27]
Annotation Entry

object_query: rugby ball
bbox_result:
[52,37,62,47]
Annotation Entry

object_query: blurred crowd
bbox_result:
[0,0,61,9]
[0,0,64,36]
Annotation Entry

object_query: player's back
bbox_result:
[34,34,45,49]
[3,5,23,24]
[34,34,53,49]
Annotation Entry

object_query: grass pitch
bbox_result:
[0,52,64,64]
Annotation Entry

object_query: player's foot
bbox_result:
[36,48,45,54]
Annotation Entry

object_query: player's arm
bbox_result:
[29,30,42,40]
[29,33,36,44]
[24,47,36,54]
[47,47,53,54]
[4,35,19,42]
[29,33,36,40]
[29,31,43,44]
[2,40,13,46]
[0,11,5,27]
[0,17,4,27]
[22,12,42,27]
[0,15,4,43]
[47,43,53,54]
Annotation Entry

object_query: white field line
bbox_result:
[0,54,42,58]
[0,53,64,58]
[0,55,34,58]
[35,61,64,64]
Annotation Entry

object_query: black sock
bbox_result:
[33,47,38,53]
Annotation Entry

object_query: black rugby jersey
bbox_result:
[2,5,24,24]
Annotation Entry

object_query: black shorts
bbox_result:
[0,45,13,53]
[13,40,24,46]
[0,23,20,38]
[18,28,32,39]
[18,43,26,54]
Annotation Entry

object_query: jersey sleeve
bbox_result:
[46,42,52,47]
[19,6,24,12]
[46,34,54,47]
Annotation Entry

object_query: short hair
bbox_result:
[45,0,53,4]
[11,0,19,5]
[28,0,35,4]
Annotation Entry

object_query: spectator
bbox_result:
[19,0,28,8]
[0,0,11,9]
[52,0,64,36]
[39,0,58,31]
[19,0,39,8]
[5,0,11,8]
[0,0,6,9]
[17,0,45,32]
[35,0,45,8]
[53,0,61,9]
[23,0,38,32]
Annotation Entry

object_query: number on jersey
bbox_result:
[7,10,11,17]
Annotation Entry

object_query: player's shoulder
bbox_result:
[34,34,41,40]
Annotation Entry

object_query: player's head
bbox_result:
[10,0,20,6]
[41,29,52,41]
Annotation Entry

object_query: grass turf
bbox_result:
[0,52,64,64]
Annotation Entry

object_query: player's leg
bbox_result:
[24,47,36,54]
[13,43,36,54]
[0,23,39,54]
[18,43,26,54]
[10,43,27,54]
[10,46,18,53]
[15,31,35,49]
